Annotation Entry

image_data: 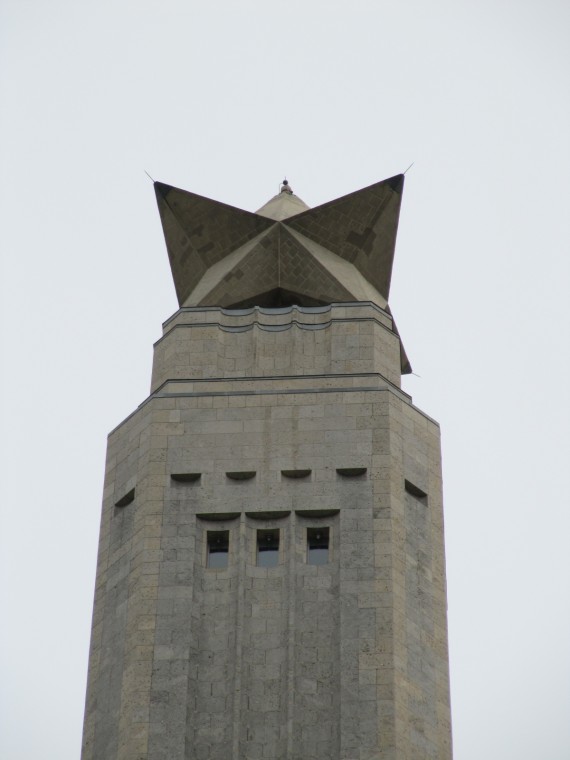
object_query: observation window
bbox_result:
[307,527,329,565]
[256,529,280,567]
[207,530,229,569]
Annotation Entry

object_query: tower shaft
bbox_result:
[82,179,452,760]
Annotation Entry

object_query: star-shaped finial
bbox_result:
[154,174,404,312]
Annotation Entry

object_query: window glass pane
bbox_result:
[257,529,279,567]
[307,527,329,565]
[207,530,229,568]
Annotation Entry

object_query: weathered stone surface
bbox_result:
[82,179,452,760]
[150,303,402,392]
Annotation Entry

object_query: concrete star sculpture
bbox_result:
[155,175,410,372]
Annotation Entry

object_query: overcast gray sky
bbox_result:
[1,1,569,758]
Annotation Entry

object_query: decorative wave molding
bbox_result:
[162,301,394,335]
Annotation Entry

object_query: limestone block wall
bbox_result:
[181,511,341,760]
[82,377,452,760]
[82,402,159,760]
[150,303,402,392]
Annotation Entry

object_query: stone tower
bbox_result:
[81,176,453,760]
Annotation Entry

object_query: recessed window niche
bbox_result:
[115,488,135,508]
[171,473,201,483]
[405,479,428,505]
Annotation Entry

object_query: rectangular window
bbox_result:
[307,527,329,565]
[207,530,229,568]
[256,528,279,567]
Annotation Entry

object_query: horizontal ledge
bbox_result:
[281,469,311,479]
[295,509,340,518]
[336,467,368,477]
[405,479,428,500]
[115,488,135,508]
[196,512,240,522]
[246,511,291,520]
[171,473,201,483]
[226,471,256,480]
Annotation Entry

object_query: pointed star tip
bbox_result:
[387,174,405,193]
[154,181,173,201]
